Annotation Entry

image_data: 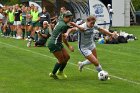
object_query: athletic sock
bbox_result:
[59,63,67,72]
[82,60,92,66]
[3,32,6,36]
[7,27,11,36]
[26,31,31,38]
[22,29,25,39]
[11,31,13,37]
[28,31,31,37]
[13,31,16,37]
[34,33,38,41]
[52,63,61,74]
[95,64,102,72]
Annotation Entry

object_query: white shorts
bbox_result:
[14,21,21,26]
[79,44,96,57]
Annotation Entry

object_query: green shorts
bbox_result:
[48,43,64,53]
[21,21,26,26]
[8,21,14,25]
[32,21,40,27]
[27,21,32,26]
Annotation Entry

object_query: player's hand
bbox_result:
[111,32,118,39]
[63,33,69,39]
[68,46,74,52]
[69,22,77,27]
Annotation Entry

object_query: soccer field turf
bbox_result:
[0,26,140,93]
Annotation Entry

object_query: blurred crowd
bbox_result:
[0,4,68,47]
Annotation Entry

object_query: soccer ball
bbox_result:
[98,70,109,81]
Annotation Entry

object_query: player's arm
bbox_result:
[70,22,85,31]
[38,32,48,38]
[62,34,74,52]
[38,29,50,38]
[98,27,117,38]
[64,27,77,39]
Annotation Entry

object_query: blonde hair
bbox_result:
[86,16,96,22]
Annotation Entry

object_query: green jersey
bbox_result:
[49,20,69,44]
[8,11,14,22]
[32,11,39,22]
[40,28,50,42]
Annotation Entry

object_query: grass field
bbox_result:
[0,26,140,93]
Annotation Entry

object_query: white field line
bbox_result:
[0,41,140,85]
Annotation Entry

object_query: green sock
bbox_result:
[59,63,67,72]
[22,29,25,39]
[7,28,11,36]
[3,32,6,36]
[52,63,61,74]
[34,33,38,41]
[11,31,13,37]
[26,31,31,38]
[13,31,16,37]
[26,31,29,38]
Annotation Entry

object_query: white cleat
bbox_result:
[16,36,22,40]
[27,38,32,47]
[78,61,84,72]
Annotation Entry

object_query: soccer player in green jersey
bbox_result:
[30,6,40,41]
[7,6,15,37]
[48,11,74,79]
[58,7,67,21]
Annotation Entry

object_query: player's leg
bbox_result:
[57,48,70,78]
[16,21,22,39]
[60,48,70,75]
[35,39,46,47]
[78,47,102,72]
[91,48,102,72]
[49,50,65,79]
[26,25,32,39]
[10,23,14,37]
[13,21,17,38]
[2,24,6,36]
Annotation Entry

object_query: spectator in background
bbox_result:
[0,6,4,34]
[7,6,15,37]
[13,4,22,39]
[27,21,50,47]
[26,6,32,39]
[58,7,67,21]
[40,7,51,27]
[1,12,8,37]
[107,4,113,27]
[30,6,40,41]
[21,5,27,39]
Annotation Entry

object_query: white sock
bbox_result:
[96,64,102,72]
[82,60,92,66]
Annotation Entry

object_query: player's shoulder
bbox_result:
[93,23,100,30]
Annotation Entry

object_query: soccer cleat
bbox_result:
[78,61,84,72]
[57,71,67,79]
[16,36,22,39]
[49,73,59,79]
[27,38,32,47]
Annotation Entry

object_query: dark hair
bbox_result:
[76,18,81,21]
[61,7,66,10]
[87,16,96,22]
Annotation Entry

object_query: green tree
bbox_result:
[132,0,140,11]
[0,0,20,5]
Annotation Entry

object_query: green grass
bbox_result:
[0,26,140,93]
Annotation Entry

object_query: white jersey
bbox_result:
[78,22,100,48]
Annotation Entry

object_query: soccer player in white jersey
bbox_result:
[64,16,117,73]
